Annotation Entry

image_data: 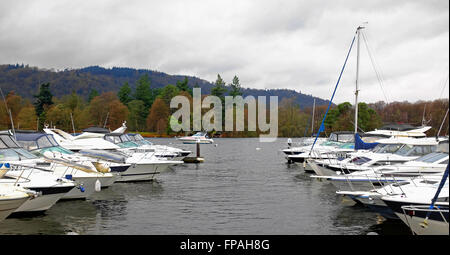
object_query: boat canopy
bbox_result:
[78,149,127,163]
[104,133,139,148]
[355,133,379,150]
[127,133,152,146]
[328,132,355,143]
[0,134,22,149]
[15,132,61,151]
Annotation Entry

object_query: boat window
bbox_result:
[328,133,338,142]
[392,182,410,187]
[351,156,371,165]
[0,149,23,161]
[441,159,448,165]
[436,197,449,202]
[36,136,53,149]
[0,139,7,149]
[47,135,60,146]
[0,135,20,148]
[17,140,38,151]
[337,134,354,143]
[118,141,138,148]
[338,143,354,149]
[13,148,38,159]
[404,145,436,156]
[371,144,386,153]
[419,180,439,184]
[135,134,145,141]
[377,144,402,154]
[414,152,448,163]
[105,135,121,144]
[40,146,74,155]
[120,135,131,142]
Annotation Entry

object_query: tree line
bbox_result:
[0,72,448,137]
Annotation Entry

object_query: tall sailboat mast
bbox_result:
[311,98,315,137]
[354,25,365,134]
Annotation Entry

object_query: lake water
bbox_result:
[0,138,411,235]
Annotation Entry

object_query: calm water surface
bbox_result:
[0,138,411,235]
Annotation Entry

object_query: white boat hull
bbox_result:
[14,186,73,213]
[0,196,30,221]
[116,164,165,182]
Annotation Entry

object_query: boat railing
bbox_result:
[401,204,449,234]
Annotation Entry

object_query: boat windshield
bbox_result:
[105,135,122,144]
[131,134,145,141]
[193,132,206,137]
[414,152,448,163]
[118,141,139,148]
[329,133,354,143]
[338,143,354,149]
[394,145,436,157]
[319,141,342,147]
[39,146,74,155]
[120,134,132,142]
[373,144,402,154]
[0,148,38,161]
[0,135,22,148]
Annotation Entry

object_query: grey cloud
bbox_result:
[0,0,448,103]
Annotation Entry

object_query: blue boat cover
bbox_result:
[354,133,379,150]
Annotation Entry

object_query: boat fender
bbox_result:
[95,179,101,192]
[78,184,85,192]
[65,174,73,180]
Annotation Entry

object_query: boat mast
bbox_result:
[354,25,365,134]
[311,98,316,137]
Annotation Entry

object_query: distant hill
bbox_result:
[0,64,330,109]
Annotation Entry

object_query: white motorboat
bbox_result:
[43,128,183,182]
[128,133,191,159]
[0,181,35,221]
[177,132,214,144]
[43,127,120,151]
[0,163,75,214]
[315,137,442,176]
[111,121,192,159]
[283,132,354,159]
[335,174,446,220]
[381,173,448,235]
[14,131,121,189]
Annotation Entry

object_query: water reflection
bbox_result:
[0,199,98,235]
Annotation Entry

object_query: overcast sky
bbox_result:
[1,0,448,103]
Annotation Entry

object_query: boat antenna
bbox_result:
[0,87,16,140]
[70,112,76,135]
[311,98,316,137]
[103,111,110,128]
[436,108,449,139]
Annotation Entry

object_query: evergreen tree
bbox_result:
[134,74,153,108]
[127,99,148,131]
[211,74,228,101]
[158,84,180,107]
[33,83,53,128]
[229,75,242,97]
[118,82,132,105]
[176,77,192,95]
